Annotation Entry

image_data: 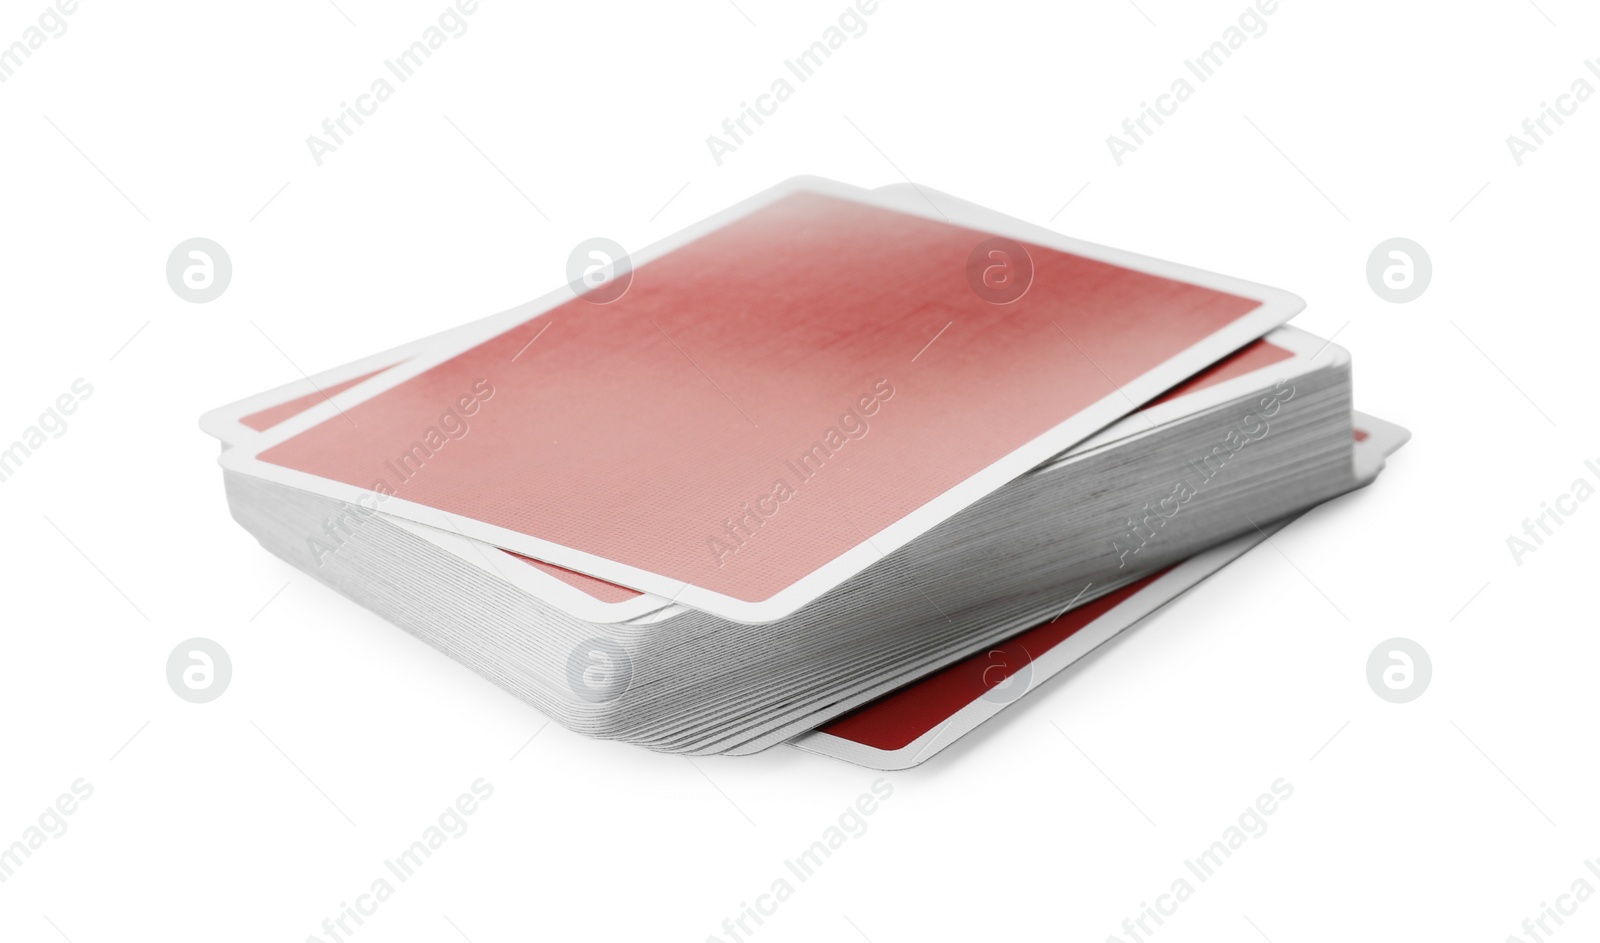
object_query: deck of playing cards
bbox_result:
[204,178,1406,764]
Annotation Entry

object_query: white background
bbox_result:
[2,1,1597,941]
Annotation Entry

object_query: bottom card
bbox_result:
[789,411,1409,769]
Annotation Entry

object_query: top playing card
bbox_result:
[221,177,1302,622]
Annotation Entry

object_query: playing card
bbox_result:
[205,321,1326,630]
[219,176,1305,622]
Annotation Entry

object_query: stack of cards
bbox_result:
[204,178,1405,760]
